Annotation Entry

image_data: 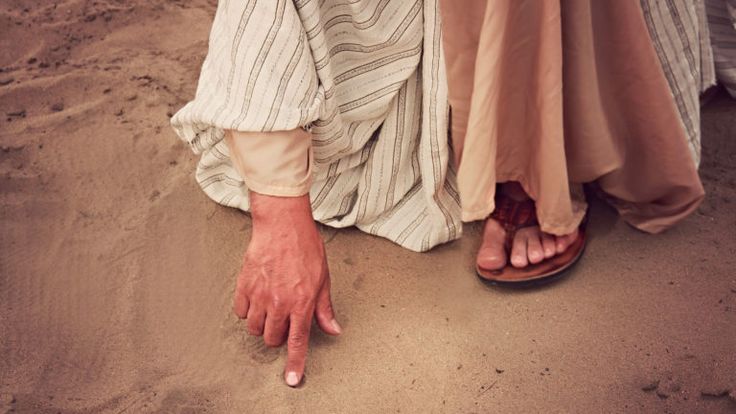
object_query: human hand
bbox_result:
[233,191,341,387]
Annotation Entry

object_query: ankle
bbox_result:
[499,181,529,202]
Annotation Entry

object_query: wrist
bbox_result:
[249,191,313,226]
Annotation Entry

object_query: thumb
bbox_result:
[314,278,341,336]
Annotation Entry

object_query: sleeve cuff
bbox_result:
[225,129,313,198]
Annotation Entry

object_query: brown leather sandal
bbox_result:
[476,193,587,286]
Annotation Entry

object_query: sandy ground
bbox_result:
[1,1,735,413]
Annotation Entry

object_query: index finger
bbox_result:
[283,309,313,387]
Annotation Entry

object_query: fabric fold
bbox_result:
[171,0,461,252]
[442,0,705,235]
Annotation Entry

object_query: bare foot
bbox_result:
[476,182,580,270]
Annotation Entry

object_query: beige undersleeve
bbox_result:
[224,129,312,197]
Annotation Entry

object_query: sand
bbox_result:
[1,1,735,412]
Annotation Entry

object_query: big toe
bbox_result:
[477,247,507,270]
[477,219,507,270]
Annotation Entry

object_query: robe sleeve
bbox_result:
[170,0,323,155]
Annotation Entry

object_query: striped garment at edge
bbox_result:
[172,0,712,251]
[641,0,717,167]
[171,0,462,252]
[706,0,736,97]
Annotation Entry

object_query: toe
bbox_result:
[477,247,506,270]
[555,237,568,254]
[555,229,580,254]
[477,219,507,270]
[526,232,544,264]
[541,233,556,258]
[510,228,530,268]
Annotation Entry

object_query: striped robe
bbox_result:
[706,0,736,97]
[640,0,717,167]
[171,0,462,252]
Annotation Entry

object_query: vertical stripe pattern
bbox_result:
[171,0,462,252]
[706,0,736,97]
[640,0,717,166]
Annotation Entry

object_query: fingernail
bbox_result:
[286,371,300,387]
[331,319,342,334]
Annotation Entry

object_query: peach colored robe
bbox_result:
[441,0,705,235]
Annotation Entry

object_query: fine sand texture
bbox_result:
[1,1,735,413]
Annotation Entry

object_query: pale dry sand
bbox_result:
[1,1,735,413]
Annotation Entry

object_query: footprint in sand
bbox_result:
[639,353,735,410]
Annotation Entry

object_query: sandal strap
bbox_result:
[511,198,538,228]
[490,193,539,252]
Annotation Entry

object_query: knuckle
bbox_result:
[295,294,316,309]
[321,300,334,313]
[288,332,307,348]
[270,295,285,310]
[247,325,263,336]
[234,281,251,296]
[264,336,282,348]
